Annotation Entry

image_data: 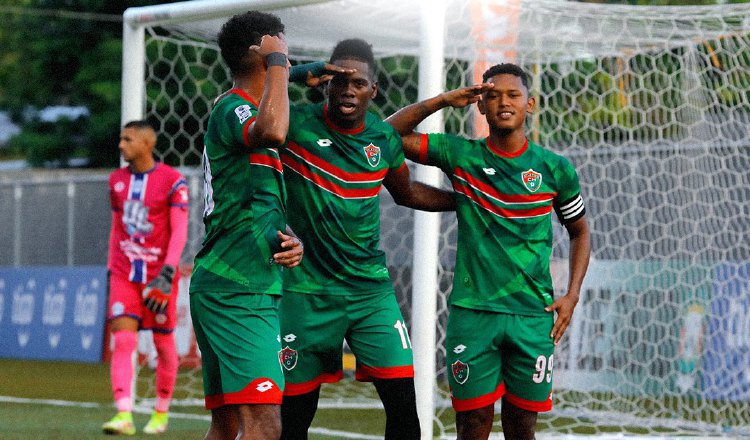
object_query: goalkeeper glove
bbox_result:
[143,264,175,314]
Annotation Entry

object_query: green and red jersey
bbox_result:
[191,89,286,295]
[416,134,585,315]
[281,103,406,295]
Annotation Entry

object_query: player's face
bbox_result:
[325,59,377,128]
[118,128,150,163]
[479,73,534,133]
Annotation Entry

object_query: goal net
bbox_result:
[125,0,750,437]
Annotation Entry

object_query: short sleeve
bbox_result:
[553,156,585,224]
[219,98,258,149]
[425,133,456,174]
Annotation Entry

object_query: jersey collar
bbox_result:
[486,137,528,158]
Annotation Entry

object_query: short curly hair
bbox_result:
[218,11,285,75]
[482,63,529,90]
[329,38,376,78]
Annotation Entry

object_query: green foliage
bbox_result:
[0,1,179,168]
[7,118,84,167]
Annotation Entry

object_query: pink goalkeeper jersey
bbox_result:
[108,162,189,283]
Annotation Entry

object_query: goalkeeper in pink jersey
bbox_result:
[103,120,189,435]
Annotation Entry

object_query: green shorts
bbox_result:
[190,291,284,409]
[279,290,414,396]
[445,305,555,413]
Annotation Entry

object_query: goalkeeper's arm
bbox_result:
[142,204,188,314]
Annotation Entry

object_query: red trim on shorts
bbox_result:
[355,364,414,382]
[204,377,282,410]
[418,133,429,164]
[283,371,343,396]
[504,390,553,412]
[451,382,506,412]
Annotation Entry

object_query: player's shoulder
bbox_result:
[212,90,258,121]
[365,111,399,139]
[290,102,320,123]
[528,140,573,167]
[145,163,186,191]
[109,166,129,182]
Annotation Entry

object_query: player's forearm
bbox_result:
[289,61,326,83]
[393,181,455,212]
[566,219,591,300]
[252,63,290,147]
[386,95,447,136]
[164,206,188,268]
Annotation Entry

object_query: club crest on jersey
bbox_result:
[279,346,298,371]
[363,143,381,167]
[521,169,542,193]
[451,360,469,385]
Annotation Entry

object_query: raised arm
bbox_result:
[247,34,291,149]
[290,62,356,87]
[385,83,491,161]
[382,164,455,212]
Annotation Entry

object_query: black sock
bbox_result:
[280,387,320,440]
[373,377,421,440]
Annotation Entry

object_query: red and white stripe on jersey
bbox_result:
[453,167,555,219]
[249,148,283,173]
[282,140,389,199]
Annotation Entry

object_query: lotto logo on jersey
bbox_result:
[279,346,298,371]
[521,169,543,193]
[234,105,253,124]
[363,143,381,167]
[451,360,469,385]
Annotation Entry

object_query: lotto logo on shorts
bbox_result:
[452,360,469,385]
[256,380,274,392]
[279,346,298,371]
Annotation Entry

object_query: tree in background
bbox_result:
[0,0,178,167]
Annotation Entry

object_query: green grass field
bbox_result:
[3,359,741,439]
[0,358,389,439]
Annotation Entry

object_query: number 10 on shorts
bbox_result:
[394,320,412,349]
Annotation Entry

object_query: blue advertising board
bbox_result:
[703,263,750,401]
[0,266,108,363]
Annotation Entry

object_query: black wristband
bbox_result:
[266,52,288,68]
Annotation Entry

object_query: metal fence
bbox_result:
[0,169,205,268]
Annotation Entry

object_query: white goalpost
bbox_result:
[122,0,750,438]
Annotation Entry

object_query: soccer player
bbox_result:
[103,120,189,435]
[278,39,455,440]
[188,11,349,440]
[386,63,591,440]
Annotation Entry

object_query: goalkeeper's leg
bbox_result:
[103,318,139,435]
[111,324,138,411]
[153,331,178,411]
[143,331,178,434]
